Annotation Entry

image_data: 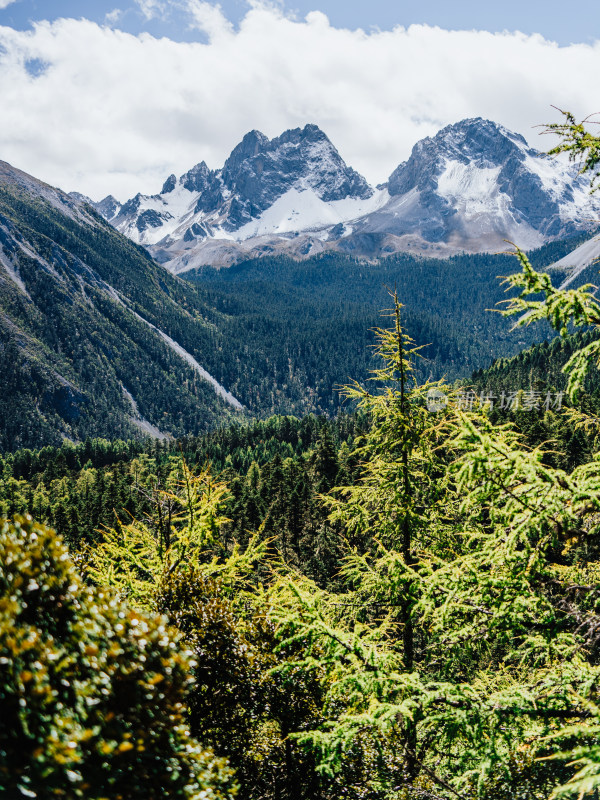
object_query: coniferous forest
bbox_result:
[5,113,600,800]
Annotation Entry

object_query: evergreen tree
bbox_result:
[262,114,600,800]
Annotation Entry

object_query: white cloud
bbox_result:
[135,0,166,21]
[184,1,233,39]
[105,9,124,25]
[0,0,19,8]
[0,6,598,201]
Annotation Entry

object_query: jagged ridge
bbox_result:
[87,118,600,271]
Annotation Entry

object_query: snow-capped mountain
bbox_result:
[357,118,600,252]
[89,119,600,271]
[94,124,378,270]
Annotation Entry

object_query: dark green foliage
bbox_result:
[154,555,383,800]
[0,515,236,799]
[0,416,362,586]
[156,569,261,752]
[471,330,599,394]
[185,241,568,417]
[469,330,600,470]
[156,569,328,800]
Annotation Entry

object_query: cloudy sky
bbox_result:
[0,0,598,200]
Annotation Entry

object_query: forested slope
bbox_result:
[188,233,596,408]
[0,168,246,449]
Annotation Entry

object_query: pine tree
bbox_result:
[266,258,600,799]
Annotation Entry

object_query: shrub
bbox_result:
[0,515,236,799]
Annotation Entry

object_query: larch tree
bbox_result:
[266,113,600,800]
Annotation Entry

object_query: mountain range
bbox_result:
[83,118,600,270]
[2,116,600,452]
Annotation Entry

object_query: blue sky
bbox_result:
[0,0,598,198]
[0,0,598,46]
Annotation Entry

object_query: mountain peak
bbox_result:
[433,117,529,160]
[180,161,211,193]
[387,116,533,197]
[276,123,330,147]
[302,122,327,138]
[218,123,371,227]
[227,129,270,163]
[95,194,122,221]
[161,174,177,194]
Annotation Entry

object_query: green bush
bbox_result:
[0,515,236,799]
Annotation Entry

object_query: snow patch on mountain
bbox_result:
[431,159,546,248]
[549,232,600,289]
[437,161,502,208]
[117,183,200,246]
[234,186,388,240]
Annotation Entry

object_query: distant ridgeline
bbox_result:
[1,146,597,453]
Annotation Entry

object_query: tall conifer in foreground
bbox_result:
[267,113,600,800]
